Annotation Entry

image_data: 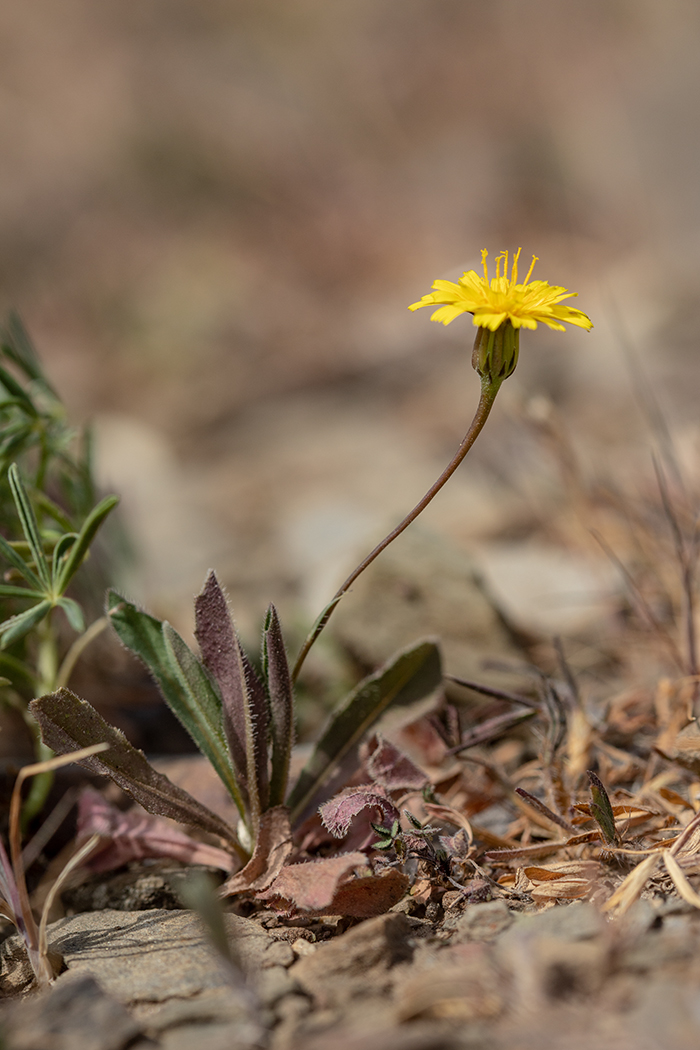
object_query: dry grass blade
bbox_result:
[602,853,660,916]
[38,833,101,959]
[669,809,700,857]
[9,743,109,938]
[663,851,700,910]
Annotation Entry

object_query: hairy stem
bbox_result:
[292,373,502,681]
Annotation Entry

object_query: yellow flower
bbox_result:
[409,249,593,333]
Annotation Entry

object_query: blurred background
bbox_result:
[2,0,700,672]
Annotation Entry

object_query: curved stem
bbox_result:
[292,374,502,681]
[55,616,109,691]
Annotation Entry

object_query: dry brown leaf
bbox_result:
[530,879,591,901]
[220,807,292,895]
[255,851,407,917]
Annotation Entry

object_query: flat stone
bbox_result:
[1,973,142,1050]
[498,901,604,949]
[290,913,415,1011]
[46,908,282,1002]
[449,899,513,942]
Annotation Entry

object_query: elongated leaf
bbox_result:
[0,533,44,591]
[51,533,77,582]
[287,639,442,825]
[194,571,247,778]
[161,622,245,815]
[194,571,269,829]
[29,689,241,850]
[77,788,235,874]
[0,365,36,414]
[54,494,119,593]
[107,591,244,816]
[57,596,85,634]
[8,464,50,589]
[587,770,619,846]
[0,600,52,648]
[0,584,45,600]
[263,604,293,807]
[1,313,50,388]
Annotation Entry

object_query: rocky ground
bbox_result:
[5,879,700,1050]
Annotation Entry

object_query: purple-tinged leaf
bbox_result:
[320,788,400,840]
[195,571,269,827]
[262,604,294,807]
[446,709,535,753]
[76,788,236,874]
[514,788,574,832]
[29,689,243,857]
[363,735,428,791]
[221,806,292,896]
[194,571,247,778]
[256,854,408,917]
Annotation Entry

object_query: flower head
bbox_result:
[409,249,593,333]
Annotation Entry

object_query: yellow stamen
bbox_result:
[523,255,538,285]
[480,248,489,283]
[511,247,522,286]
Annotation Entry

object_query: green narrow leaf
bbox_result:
[0,365,37,414]
[0,535,43,590]
[587,770,619,846]
[56,597,85,634]
[263,604,294,808]
[0,584,45,600]
[34,492,74,533]
[0,600,52,648]
[28,689,241,850]
[51,533,78,583]
[54,494,119,593]
[161,622,245,817]
[107,591,244,818]
[2,313,56,394]
[7,464,51,589]
[287,639,442,825]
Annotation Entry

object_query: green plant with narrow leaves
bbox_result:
[31,571,442,866]
[0,463,118,820]
[0,316,120,819]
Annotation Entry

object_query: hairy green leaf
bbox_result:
[107,591,244,817]
[287,639,442,825]
[29,689,241,850]
[162,622,245,815]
